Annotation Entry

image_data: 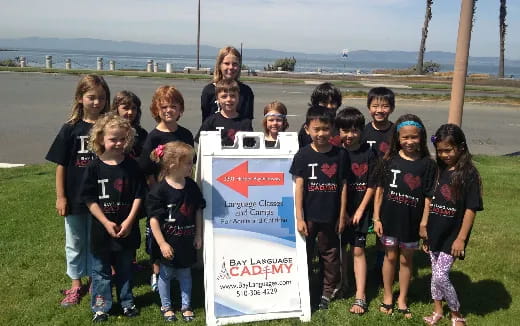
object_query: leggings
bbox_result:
[430,251,460,311]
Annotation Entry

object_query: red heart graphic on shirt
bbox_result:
[379,141,390,154]
[227,129,237,141]
[403,173,421,191]
[321,163,337,178]
[351,162,368,177]
[329,135,342,147]
[113,178,125,193]
[180,202,194,217]
[440,184,453,202]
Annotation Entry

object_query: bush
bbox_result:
[0,57,20,67]
[264,57,296,72]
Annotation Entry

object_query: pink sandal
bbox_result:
[423,311,443,325]
[451,317,466,326]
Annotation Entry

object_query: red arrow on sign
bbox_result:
[216,161,284,197]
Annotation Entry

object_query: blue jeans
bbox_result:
[158,264,192,310]
[64,213,92,279]
[91,249,134,313]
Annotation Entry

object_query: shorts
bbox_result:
[145,222,160,260]
[380,235,419,249]
[341,228,367,248]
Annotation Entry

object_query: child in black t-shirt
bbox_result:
[111,90,148,159]
[335,107,377,314]
[196,79,253,146]
[298,82,342,148]
[373,114,436,319]
[138,85,195,291]
[80,114,146,322]
[45,74,110,307]
[147,141,204,322]
[290,105,348,310]
[422,124,483,326]
[263,101,289,148]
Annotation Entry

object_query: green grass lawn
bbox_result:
[1,156,519,325]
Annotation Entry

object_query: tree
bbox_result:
[499,0,507,78]
[264,57,296,72]
[416,0,434,74]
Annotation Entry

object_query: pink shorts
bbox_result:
[380,235,419,249]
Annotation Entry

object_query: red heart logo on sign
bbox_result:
[403,173,421,191]
[379,141,390,154]
[351,162,368,177]
[113,178,125,193]
[321,163,337,178]
[440,184,453,202]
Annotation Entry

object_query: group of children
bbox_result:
[46,74,482,325]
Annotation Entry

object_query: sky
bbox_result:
[0,0,518,59]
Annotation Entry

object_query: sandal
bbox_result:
[424,311,443,325]
[181,307,195,322]
[451,317,466,326]
[160,306,177,322]
[350,298,367,315]
[397,306,412,319]
[379,302,393,315]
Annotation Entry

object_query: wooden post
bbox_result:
[147,60,153,72]
[109,60,116,71]
[166,63,173,73]
[197,0,201,70]
[65,58,71,70]
[20,57,26,68]
[448,0,474,127]
[153,62,159,73]
[97,57,104,71]
[45,55,52,69]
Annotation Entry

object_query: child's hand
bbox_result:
[419,224,428,240]
[160,243,175,260]
[352,210,363,225]
[193,235,202,250]
[104,221,121,238]
[56,197,68,216]
[117,219,133,238]
[373,220,383,237]
[421,239,429,253]
[297,219,308,237]
[451,238,465,257]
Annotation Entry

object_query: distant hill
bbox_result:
[0,37,518,66]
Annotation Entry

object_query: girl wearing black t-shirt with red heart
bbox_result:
[373,114,436,319]
[422,124,483,326]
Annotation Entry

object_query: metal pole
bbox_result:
[196,0,201,70]
[448,0,474,127]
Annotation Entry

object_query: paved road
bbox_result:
[1,72,519,164]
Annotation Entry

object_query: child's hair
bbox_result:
[384,113,430,160]
[89,113,135,156]
[215,79,240,96]
[150,86,184,122]
[335,107,365,131]
[262,101,289,134]
[305,105,335,127]
[432,123,481,200]
[310,82,342,108]
[213,46,242,83]
[111,90,142,127]
[67,74,110,125]
[149,141,195,180]
[367,87,395,110]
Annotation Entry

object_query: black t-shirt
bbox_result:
[130,125,148,159]
[378,155,436,242]
[290,145,349,224]
[201,81,255,122]
[80,157,146,257]
[196,112,253,146]
[138,126,194,177]
[297,123,341,148]
[361,122,393,157]
[344,143,378,233]
[427,169,483,257]
[45,120,96,214]
[146,178,205,268]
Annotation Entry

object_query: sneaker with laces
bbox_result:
[60,286,82,307]
[150,273,159,292]
[123,305,139,318]
[318,296,330,310]
[92,311,109,322]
